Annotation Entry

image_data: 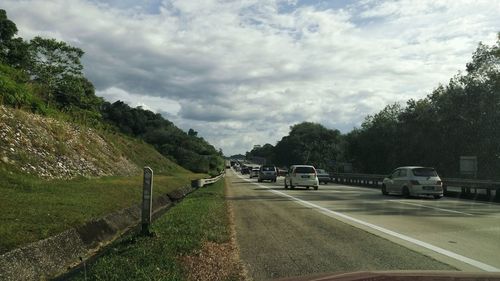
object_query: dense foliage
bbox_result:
[0,9,223,174]
[248,34,500,179]
[101,101,223,173]
[346,35,500,178]
[247,122,343,171]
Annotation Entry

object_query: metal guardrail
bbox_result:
[331,173,500,201]
[192,172,225,188]
[331,173,386,187]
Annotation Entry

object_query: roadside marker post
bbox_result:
[142,167,153,235]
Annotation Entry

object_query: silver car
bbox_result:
[382,166,443,199]
[316,169,331,184]
[258,165,277,182]
[249,167,260,178]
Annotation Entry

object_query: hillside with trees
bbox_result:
[247,33,500,179]
[0,9,223,175]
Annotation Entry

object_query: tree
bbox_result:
[272,122,341,169]
[0,9,30,69]
[0,9,17,59]
[345,103,402,173]
[344,34,500,178]
[28,36,85,106]
[188,128,198,137]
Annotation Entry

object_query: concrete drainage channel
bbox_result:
[0,173,225,281]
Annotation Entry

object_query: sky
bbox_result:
[3,0,500,155]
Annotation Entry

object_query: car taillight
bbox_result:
[410,180,419,186]
[436,180,442,186]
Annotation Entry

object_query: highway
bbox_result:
[226,169,500,280]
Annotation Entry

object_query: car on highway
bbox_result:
[284,165,319,190]
[249,167,260,178]
[258,165,277,182]
[240,166,250,174]
[382,166,443,199]
[277,168,287,177]
[316,169,331,184]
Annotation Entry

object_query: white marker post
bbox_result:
[142,167,153,235]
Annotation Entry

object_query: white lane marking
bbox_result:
[389,200,475,216]
[233,172,500,272]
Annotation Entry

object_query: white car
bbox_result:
[284,165,319,190]
[249,167,260,178]
[382,166,443,199]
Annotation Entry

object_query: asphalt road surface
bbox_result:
[226,169,500,280]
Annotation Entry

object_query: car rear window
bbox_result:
[316,169,325,173]
[294,167,315,173]
[412,168,437,177]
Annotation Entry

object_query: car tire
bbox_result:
[306,186,310,189]
[290,180,295,189]
[402,186,410,198]
[381,185,388,195]
[314,186,318,190]
[258,179,262,182]
[284,181,288,189]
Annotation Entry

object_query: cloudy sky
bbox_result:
[3,0,499,155]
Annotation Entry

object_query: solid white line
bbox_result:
[390,200,475,216]
[233,172,500,272]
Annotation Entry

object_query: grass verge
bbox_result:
[0,168,205,254]
[69,179,240,281]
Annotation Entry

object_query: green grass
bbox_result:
[104,132,191,176]
[0,167,205,254]
[70,180,229,281]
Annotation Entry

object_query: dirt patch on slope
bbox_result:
[0,105,138,179]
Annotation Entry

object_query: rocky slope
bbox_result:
[0,106,177,179]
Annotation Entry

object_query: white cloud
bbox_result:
[2,0,499,155]
[97,87,181,114]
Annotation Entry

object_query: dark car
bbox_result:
[278,168,287,177]
[258,165,277,182]
[241,166,250,174]
[316,169,331,184]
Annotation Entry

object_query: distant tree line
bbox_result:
[0,9,223,174]
[101,101,223,173]
[248,34,500,179]
[246,122,343,171]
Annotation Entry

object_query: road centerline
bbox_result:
[233,172,500,272]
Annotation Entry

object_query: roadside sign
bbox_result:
[460,156,477,177]
[142,167,153,234]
